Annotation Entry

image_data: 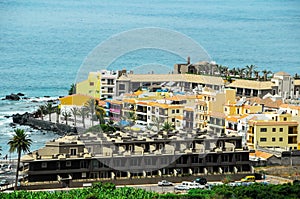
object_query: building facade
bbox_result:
[21,131,252,183]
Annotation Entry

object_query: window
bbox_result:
[172,110,175,114]
[89,82,94,86]
[279,137,283,142]
[272,128,276,132]
[66,161,72,167]
[108,88,113,93]
[119,84,125,90]
[92,160,99,168]
[172,118,175,122]
[41,162,47,168]
[161,157,168,165]
[260,138,267,142]
[176,109,180,113]
[206,156,213,162]
[80,160,88,168]
[222,155,229,162]
[113,159,121,167]
[130,158,138,166]
[280,128,283,132]
[283,117,287,121]
[145,158,152,165]
[235,154,241,161]
[272,137,276,142]
[260,128,267,132]
[70,148,77,156]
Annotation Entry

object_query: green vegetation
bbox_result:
[162,121,175,133]
[68,83,76,95]
[7,129,32,190]
[1,182,300,199]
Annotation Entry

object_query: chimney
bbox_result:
[187,56,191,64]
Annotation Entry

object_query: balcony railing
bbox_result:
[110,108,121,114]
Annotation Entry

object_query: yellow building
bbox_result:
[59,94,94,107]
[247,113,299,150]
[76,72,101,98]
[195,100,208,129]
[76,70,119,99]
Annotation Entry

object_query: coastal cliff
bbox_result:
[12,113,77,135]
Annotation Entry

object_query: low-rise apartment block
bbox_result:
[21,130,252,183]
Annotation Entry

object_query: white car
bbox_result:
[158,180,173,186]
[174,185,189,190]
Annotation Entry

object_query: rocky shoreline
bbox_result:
[12,112,77,135]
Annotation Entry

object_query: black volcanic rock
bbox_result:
[17,93,25,96]
[12,112,77,135]
[12,112,31,124]
[5,94,20,101]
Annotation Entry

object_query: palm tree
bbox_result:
[95,104,106,125]
[85,99,96,127]
[68,83,76,95]
[38,105,46,120]
[162,121,174,133]
[46,102,53,122]
[237,68,245,78]
[126,111,136,131]
[62,110,71,125]
[228,67,235,76]
[55,106,61,123]
[245,65,256,78]
[8,128,32,190]
[223,66,229,77]
[216,65,224,76]
[254,70,260,80]
[78,107,88,129]
[70,107,79,127]
[262,70,272,81]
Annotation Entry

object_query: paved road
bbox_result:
[117,183,181,193]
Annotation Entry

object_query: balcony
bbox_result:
[288,127,297,135]
[110,108,121,114]
[136,107,147,114]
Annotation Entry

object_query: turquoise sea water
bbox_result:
[0,0,300,155]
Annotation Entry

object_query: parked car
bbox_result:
[181,181,205,190]
[194,177,207,185]
[293,180,300,185]
[241,175,256,182]
[0,179,9,186]
[158,180,173,186]
[174,184,189,190]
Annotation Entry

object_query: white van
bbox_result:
[181,181,203,189]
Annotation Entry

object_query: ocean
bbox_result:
[0,0,300,156]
